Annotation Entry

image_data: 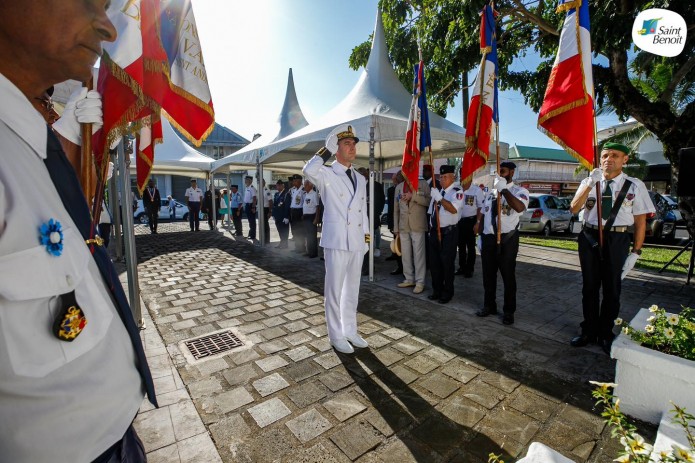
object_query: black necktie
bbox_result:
[44,126,157,407]
[491,197,498,235]
[601,179,613,220]
[346,168,356,191]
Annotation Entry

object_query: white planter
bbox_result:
[611,308,695,425]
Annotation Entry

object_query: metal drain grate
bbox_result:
[184,330,244,360]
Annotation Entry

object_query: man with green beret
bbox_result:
[569,142,655,354]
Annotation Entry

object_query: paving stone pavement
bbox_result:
[119,220,695,462]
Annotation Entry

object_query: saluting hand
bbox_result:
[588,168,603,187]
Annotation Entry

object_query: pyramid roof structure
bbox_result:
[212,10,465,174]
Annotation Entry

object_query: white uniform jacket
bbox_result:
[303,155,369,252]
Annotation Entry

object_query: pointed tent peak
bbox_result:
[274,67,309,142]
[366,10,391,76]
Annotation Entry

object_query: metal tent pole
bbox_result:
[369,125,375,282]
[258,162,265,246]
[117,138,143,327]
[109,150,123,261]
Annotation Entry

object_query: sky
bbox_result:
[193,0,621,148]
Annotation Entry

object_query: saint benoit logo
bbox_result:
[632,9,686,57]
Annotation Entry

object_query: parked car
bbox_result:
[557,196,579,231]
[662,194,685,226]
[647,191,676,242]
[576,191,676,242]
[134,199,190,224]
[519,194,573,236]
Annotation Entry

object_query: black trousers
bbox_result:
[429,225,458,299]
[578,228,631,341]
[232,207,243,235]
[303,213,318,257]
[146,206,158,232]
[457,216,477,273]
[244,203,256,238]
[98,223,112,249]
[263,207,271,241]
[290,209,304,251]
[481,231,520,313]
[188,201,200,231]
[91,423,145,463]
[275,219,289,243]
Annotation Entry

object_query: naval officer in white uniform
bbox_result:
[303,125,370,354]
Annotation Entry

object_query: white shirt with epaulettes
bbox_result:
[576,172,654,227]
[429,184,465,227]
[290,186,305,209]
[481,183,530,235]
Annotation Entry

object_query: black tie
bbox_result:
[43,126,157,407]
[491,197,498,235]
[346,168,356,191]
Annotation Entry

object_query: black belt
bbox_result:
[439,225,457,233]
[584,223,631,233]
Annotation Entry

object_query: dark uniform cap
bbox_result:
[245,175,253,180]
[276,179,284,185]
[440,165,456,175]
[190,178,197,182]
[288,176,294,182]
[602,142,630,155]
[500,161,517,169]
[231,185,239,188]
[292,174,302,180]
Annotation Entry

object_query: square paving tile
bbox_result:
[329,420,382,460]
[479,370,521,394]
[284,360,323,383]
[373,347,405,366]
[404,355,439,375]
[258,340,289,354]
[248,397,292,428]
[222,364,258,387]
[418,372,461,399]
[389,365,419,385]
[134,407,175,453]
[460,379,505,409]
[177,432,223,463]
[392,338,428,355]
[478,407,542,446]
[508,388,560,422]
[253,372,290,397]
[214,387,254,414]
[322,392,367,422]
[256,355,289,372]
[313,352,342,370]
[285,332,314,346]
[169,401,206,441]
[437,394,486,428]
[441,360,481,384]
[319,370,355,392]
[285,345,315,362]
[285,381,328,408]
[411,415,475,455]
[364,334,391,349]
[381,328,409,340]
[310,338,332,352]
[285,408,333,443]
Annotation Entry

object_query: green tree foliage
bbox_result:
[350,0,695,170]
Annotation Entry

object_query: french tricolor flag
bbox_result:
[537,0,595,168]
[461,2,499,183]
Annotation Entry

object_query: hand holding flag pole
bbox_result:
[80,77,95,203]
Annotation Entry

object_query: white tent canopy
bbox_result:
[131,116,212,177]
[211,68,309,173]
[221,10,465,174]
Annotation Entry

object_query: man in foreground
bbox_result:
[569,143,653,354]
[303,125,370,354]
[0,1,156,461]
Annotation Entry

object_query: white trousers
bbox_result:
[323,248,363,342]
[400,231,426,285]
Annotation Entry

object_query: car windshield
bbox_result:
[528,197,540,208]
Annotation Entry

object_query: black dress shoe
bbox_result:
[570,334,596,347]
[475,308,497,317]
[427,294,441,300]
[438,297,452,304]
[390,268,403,275]
[502,313,514,325]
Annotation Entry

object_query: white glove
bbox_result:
[493,176,508,191]
[52,88,103,146]
[283,218,289,225]
[106,161,114,180]
[430,188,443,202]
[324,126,340,154]
[588,168,603,187]
[621,252,640,280]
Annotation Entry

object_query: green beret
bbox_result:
[602,142,630,155]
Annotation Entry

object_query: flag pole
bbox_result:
[80,77,94,203]
[593,125,603,249]
[495,124,502,246]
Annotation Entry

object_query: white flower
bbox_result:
[614,318,624,326]
[589,381,618,388]
[622,327,629,335]
[645,324,655,333]
[664,327,676,339]
[647,315,656,323]
[620,434,652,456]
[668,314,680,325]
[672,445,695,462]
[649,304,659,312]
[613,455,631,462]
